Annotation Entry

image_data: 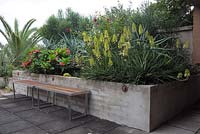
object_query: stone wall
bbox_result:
[10,70,200,132]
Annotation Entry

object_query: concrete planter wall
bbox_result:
[10,70,200,132]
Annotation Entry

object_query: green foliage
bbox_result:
[42,33,86,74]
[91,4,134,36]
[22,48,71,75]
[82,24,189,84]
[134,0,193,34]
[0,48,13,77]
[40,8,92,43]
[0,16,41,66]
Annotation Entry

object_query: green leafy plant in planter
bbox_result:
[42,33,86,76]
[81,23,190,84]
[21,48,72,75]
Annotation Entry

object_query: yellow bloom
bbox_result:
[104,30,109,39]
[132,23,137,32]
[177,73,183,79]
[63,73,71,77]
[100,33,104,43]
[139,24,143,35]
[89,58,94,66]
[176,39,180,48]
[184,69,190,78]
[183,41,189,49]
[112,34,117,43]
[148,36,155,48]
[108,58,113,66]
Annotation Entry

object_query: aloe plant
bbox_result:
[82,24,189,84]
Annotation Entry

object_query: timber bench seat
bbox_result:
[12,79,90,120]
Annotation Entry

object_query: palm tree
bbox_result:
[0,16,42,65]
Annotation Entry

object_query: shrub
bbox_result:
[81,24,189,84]
[22,48,72,75]
[39,8,92,43]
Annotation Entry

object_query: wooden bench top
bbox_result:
[14,80,90,96]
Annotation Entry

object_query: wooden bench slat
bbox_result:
[14,80,89,96]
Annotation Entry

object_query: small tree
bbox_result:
[0,16,41,66]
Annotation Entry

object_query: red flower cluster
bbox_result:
[33,49,40,53]
[59,62,65,66]
[66,28,71,33]
[29,49,40,55]
[93,17,97,23]
[66,48,71,55]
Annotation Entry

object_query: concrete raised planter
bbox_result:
[10,70,200,132]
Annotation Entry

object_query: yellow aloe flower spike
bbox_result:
[176,39,180,48]
[184,69,190,78]
[100,33,104,43]
[89,58,94,66]
[183,41,189,49]
[108,58,113,66]
[118,35,125,48]
[177,72,183,79]
[107,50,112,58]
[139,24,143,35]
[112,34,117,43]
[104,30,109,39]
[149,36,155,48]
[132,23,137,32]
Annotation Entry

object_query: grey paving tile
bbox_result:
[106,126,148,134]
[78,118,119,134]
[6,105,32,113]
[59,126,94,134]
[39,116,94,133]
[0,102,19,109]
[11,126,48,134]
[57,118,119,134]
[0,108,11,116]
[0,113,20,125]
[20,111,57,125]
[150,125,194,134]
[168,116,200,132]
[0,120,33,134]
[0,97,14,104]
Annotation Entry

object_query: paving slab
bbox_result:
[168,115,200,132]
[150,125,194,134]
[16,109,58,125]
[1,95,200,134]
[11,126,47,134]
[39,116,94,133]
[60,118,119,134]
[0,120,33,134]
[106,126,149,134]
[0,113,20,125]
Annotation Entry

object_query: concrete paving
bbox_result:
[0,94,200,134]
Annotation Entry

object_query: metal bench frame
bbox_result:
[13,80,90,121]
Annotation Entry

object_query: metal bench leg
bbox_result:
[26,87,29,97]
[85,94,89,115]
[12,82,16,100]
[68,96,72,121]
[37,88,40,109]
[31,86,35,108]
[52,92,56,106]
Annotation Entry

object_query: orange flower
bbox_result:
[21,60,31,68]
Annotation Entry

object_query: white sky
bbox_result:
[0,0,153,44]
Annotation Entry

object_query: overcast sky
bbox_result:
[0,0,153,44]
